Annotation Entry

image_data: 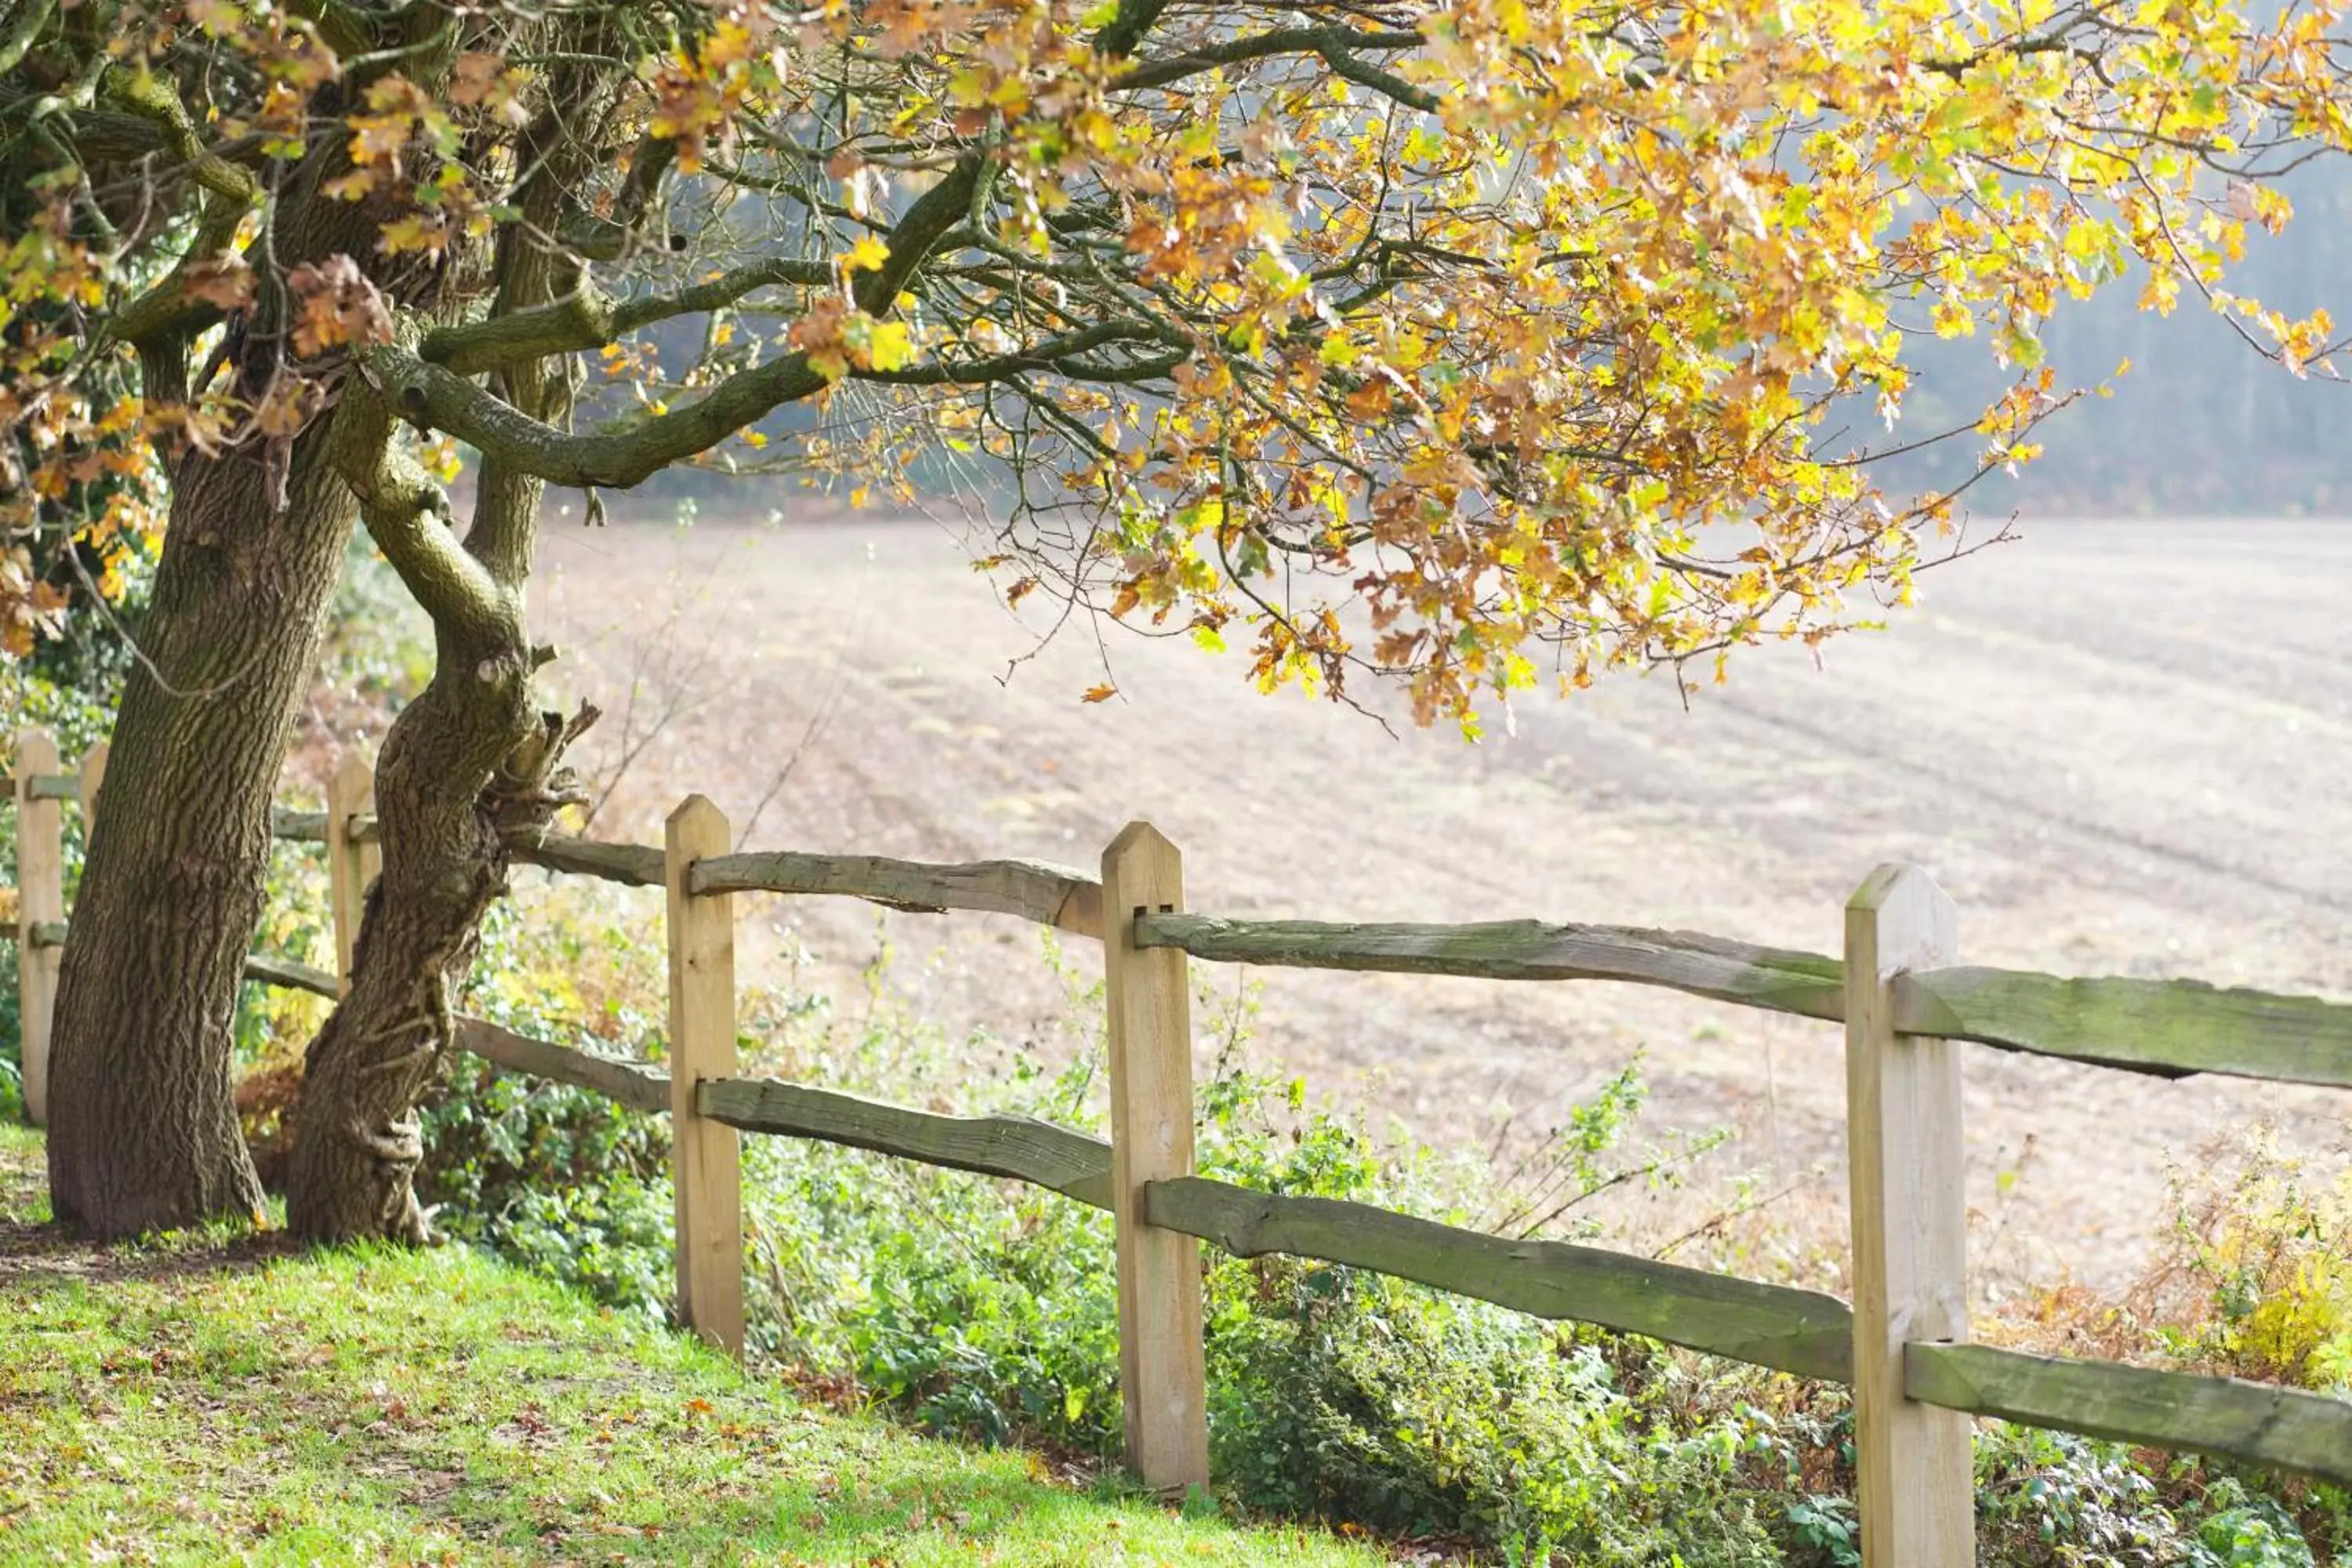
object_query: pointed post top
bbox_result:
[13,726,56,776]
[1846,862,1955,975]
[667,793,728,839]
[1104,819,1177,862]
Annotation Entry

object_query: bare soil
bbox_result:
[528,511,2352,1291]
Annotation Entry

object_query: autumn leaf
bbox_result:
[182,254,255,311]
[285,256,393,358]
[1081,684,1118,703]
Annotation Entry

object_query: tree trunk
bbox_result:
[285,610,594,1240]
[284,662,523,1242]
[46,110,439,1240]
[287,36,604,1243]
[46,431,358,1238]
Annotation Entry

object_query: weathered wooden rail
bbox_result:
[12,725,2352,1565]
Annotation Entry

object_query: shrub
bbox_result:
[238,885,2352,1566]
[408,893,675,1316]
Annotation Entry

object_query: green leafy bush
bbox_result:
[364,902,2352,1565]
[411,894,675,1316]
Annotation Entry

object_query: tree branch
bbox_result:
[1093,0,1171,58]
[852,323,1181,385]
[1115,26,1427,96]
[103,67,264,349]
[854,151,984,314]
[365,342,830,488]
[328,384,509,644]
[419,256,836,375]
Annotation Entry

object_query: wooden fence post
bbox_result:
[666,794,744,1357]
[13,729,60,1127]
[1101,821,1210,1492]
[77,741,107,823]
[326,752,377,995]
[1846,864,1974,1566]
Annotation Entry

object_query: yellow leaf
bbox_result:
[1081,684,1118,704]
[865,320,915,372]
[842,236,891,274]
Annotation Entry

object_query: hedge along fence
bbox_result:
[10,729,2352,1565]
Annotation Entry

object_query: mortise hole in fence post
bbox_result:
[666,794,744,1358]
[326,753,378,996]
[1100,821,1210,1493]
[1846,863,1974,1566]
[14,728,61,1128]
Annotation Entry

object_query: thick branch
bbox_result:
[1116,26,1427,96]
[854,152,985,315]
[367,343,829,488]
[380,150,997,485]
[328,383,508,642]
[1092,0,1171,58]
[104,68,263,349]
[0,0,56,78]
[419,256,834,375]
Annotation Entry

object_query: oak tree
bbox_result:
[3,0,2343,1239]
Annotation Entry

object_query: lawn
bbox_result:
[0,1128,1379,1565]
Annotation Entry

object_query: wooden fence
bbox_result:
[9,724,2352,1564]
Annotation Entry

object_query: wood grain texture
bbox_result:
[1134,913,1845,1018]
[456,1018,670,1115]
[1138,913,2351,1090]
[16,729,60,1126]
[699,1078,1112,1208]
[1147,1176,1855,1381]
[266,808,669,890]
[242,952,339,998]
[691,849,1102,936]
[513,832,666,887]
[1896,967,2352,1089]
[325,755,376,996]
[1845,864,1973,1568]
[666,796,744,1357]
[77,743,108,822]
[1101,822,1210,1491]
[1907,1343,2352,1487]
[271,808,328,842]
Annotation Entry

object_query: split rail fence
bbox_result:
[9,725,2352,1565]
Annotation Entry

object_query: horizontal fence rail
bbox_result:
[15,726,2350,1564]
[1134,913,2352,1088]
[702,1078,1114,1207]
[1146,1176,1855,1383]
[1134,912,1848,1014]
[691,850,1102,937]
[270,808,1105,930]
[220,974,2352,1493]
[1907,1343,2352,1487]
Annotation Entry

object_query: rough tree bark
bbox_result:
[286,66,602,1242]
[45,430,355,1236]
[45,131,422,1239]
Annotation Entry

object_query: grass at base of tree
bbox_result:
[0,1127,1377,1566]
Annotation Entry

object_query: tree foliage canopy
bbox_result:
[3,0,2346,718]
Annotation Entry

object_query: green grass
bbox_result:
[0,1128,1379,1566]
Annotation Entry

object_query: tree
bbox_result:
[4,0,2344,1241]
